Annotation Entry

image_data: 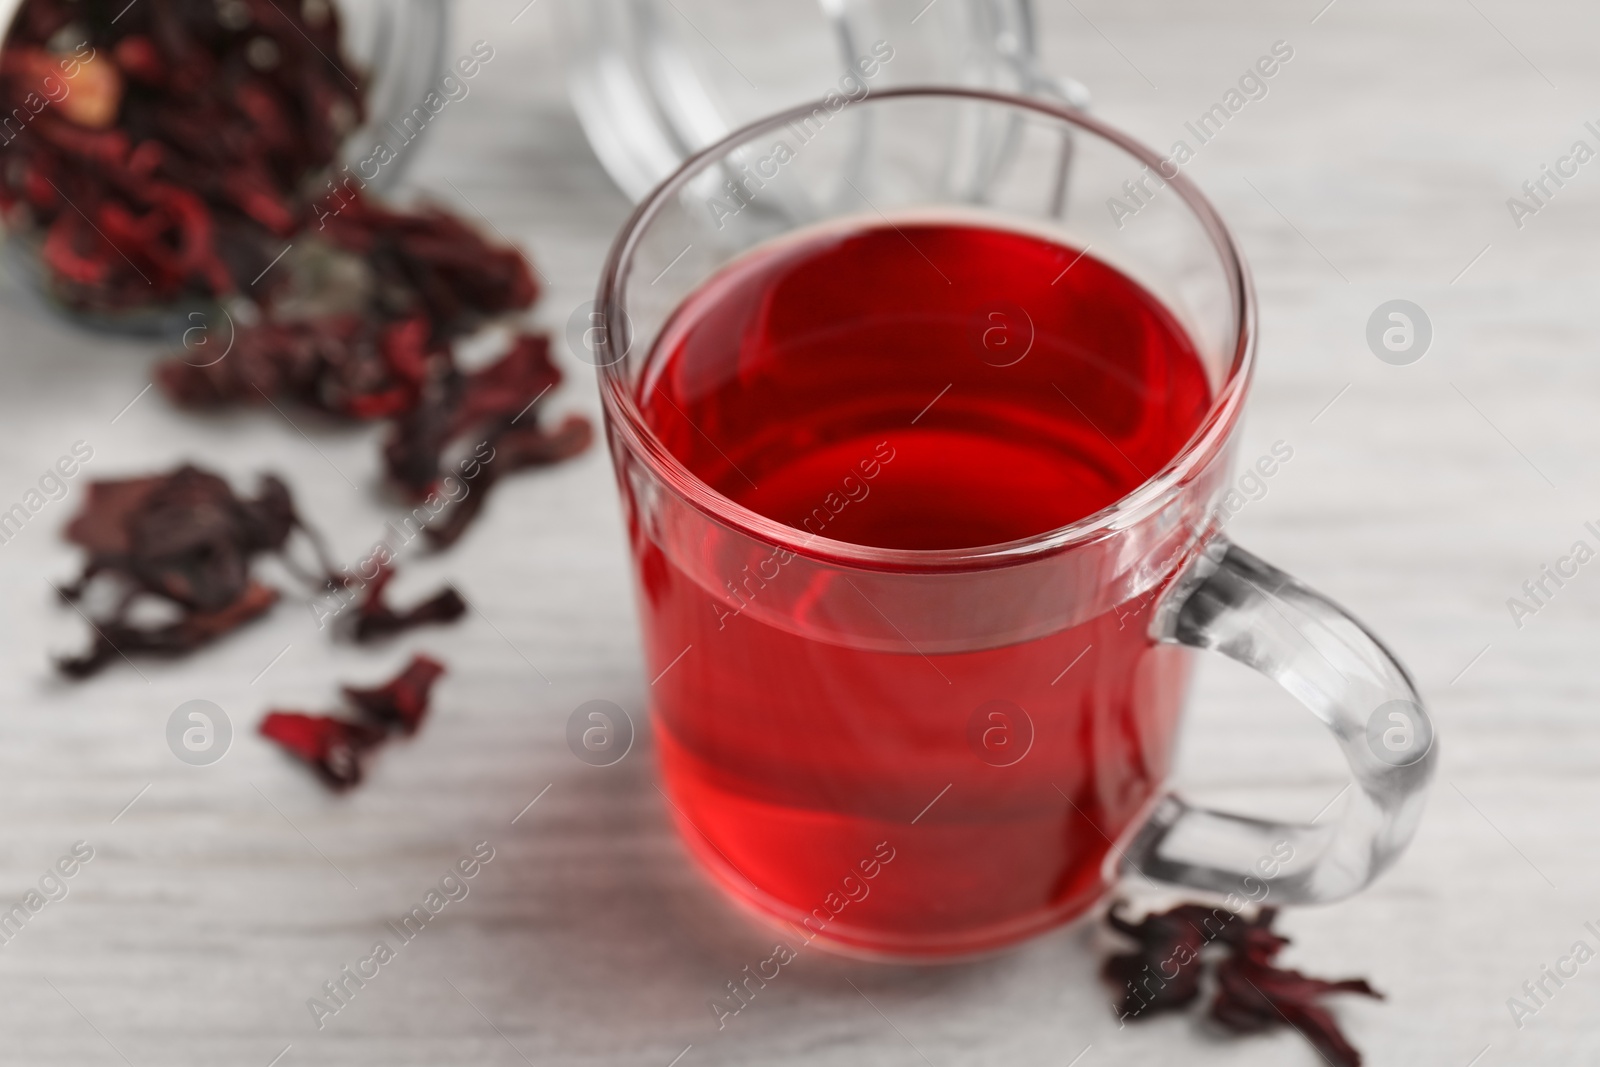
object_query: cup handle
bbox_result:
[1122,537,1437,905]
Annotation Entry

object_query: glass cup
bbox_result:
[592,87,1437,960]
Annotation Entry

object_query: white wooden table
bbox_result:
[0,1,1596,1064]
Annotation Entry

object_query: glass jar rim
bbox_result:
[596,86,1257,573]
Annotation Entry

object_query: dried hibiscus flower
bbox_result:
[60,580,279,678]
[347,565,464,644]
[259,712,386,789]
[382,332,593,547]
[1209,907,1382,1067]
[55,464,463,676]
[155,255,590,547]
[155,313,441,421]
[1103,902,1381,1067]
[341,653,445,734]
[416,411,594,549]
[55,465,322,675]
[316,190,540,339]
[59,465,301,610]
[260,655,447,787]
[1103,902,1223,1019]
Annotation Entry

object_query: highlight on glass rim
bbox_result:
[0,1,1580,1065]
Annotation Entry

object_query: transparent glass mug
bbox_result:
[593,87,1437,959]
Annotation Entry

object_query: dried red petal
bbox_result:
[56,465,339,677]
[1212,959,1381,1066]
[60,466,297,612]
[62,475,165,558]
[41,212,113,285]
[379,316,432,390]
[259,711,386,789]
[319,193,540,334]
[341,654,446,735]
[33,114,130,166]
[381,333,592,546]
[449,333,563,437]
[349,564,466,643]
[1103,903,1229,1019]
[381,377,461,496]
[1207,907,1382,1066]
[57,580,279,678]
[222,166,297,236]
[421,413,594,549]
[112,36,164,86]
[155,314,444,421]
[1104,904,1381,1067]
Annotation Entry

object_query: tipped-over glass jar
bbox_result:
[556,0,1088,202]
[0,0,447,335]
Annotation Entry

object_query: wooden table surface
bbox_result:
[1,1,1596,1064]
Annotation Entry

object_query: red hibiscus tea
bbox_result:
[631,219,1214,957]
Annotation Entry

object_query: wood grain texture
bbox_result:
[0,1,1595,1064]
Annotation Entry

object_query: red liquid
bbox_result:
[633,221,1212,957]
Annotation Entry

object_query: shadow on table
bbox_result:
[450,723,1110,1066]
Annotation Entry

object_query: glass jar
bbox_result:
[0,0,448,335]
[334,0,450,190]
[556,0,1087,202]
